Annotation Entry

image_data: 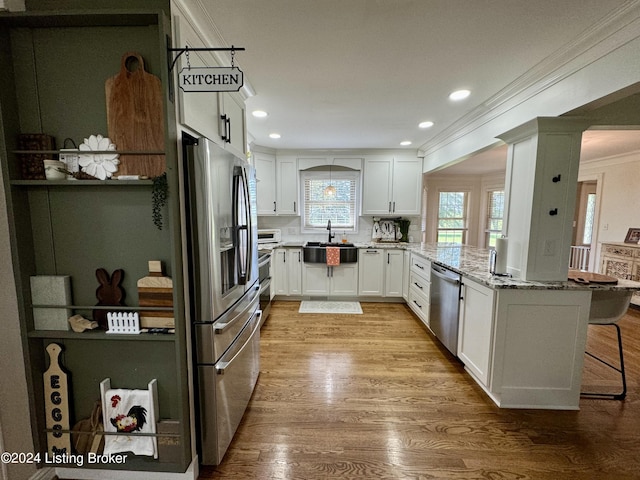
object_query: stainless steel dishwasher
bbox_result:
[429,263,462,356]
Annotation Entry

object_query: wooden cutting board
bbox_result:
[138,260,174,329]
[568,270,619,284]
[105,52,165,177]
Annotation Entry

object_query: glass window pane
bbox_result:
[583,193,596,245]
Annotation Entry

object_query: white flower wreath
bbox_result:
[79,134,120,180]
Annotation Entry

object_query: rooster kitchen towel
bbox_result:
[103,388,156,457]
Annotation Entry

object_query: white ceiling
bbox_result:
[204,0,640,171]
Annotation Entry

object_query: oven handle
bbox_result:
[259,278,271,294]
[258,254,271,269]
[216,310,262,375]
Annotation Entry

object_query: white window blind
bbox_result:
[485,190,504,247]
[301,170,359,231]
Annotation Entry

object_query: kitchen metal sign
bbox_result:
[178,66,244,92]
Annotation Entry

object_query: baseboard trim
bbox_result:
[29,467,57,480]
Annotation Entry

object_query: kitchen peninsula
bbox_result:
[407,243,640,410]
[270,241,640,410]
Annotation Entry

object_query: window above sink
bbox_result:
[300,169,361,234]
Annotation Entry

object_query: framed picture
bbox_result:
[624,228,640,243]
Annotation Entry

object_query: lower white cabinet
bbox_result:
[384,250,404,297]
[402,250,411,300]
[457,278,496,386]
[358,248,404,297]
[273,248,302,295]
[358,249,384,295]
[302,263,358,296]
[407,254,431,328]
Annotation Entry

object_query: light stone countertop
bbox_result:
[260,240,640,292]
[406,243,640,292]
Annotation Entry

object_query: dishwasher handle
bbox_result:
[431,265,461,284]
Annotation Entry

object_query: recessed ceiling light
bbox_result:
[400,140,412,146]
[269,133,281,139]
[418,121,434,129]
[449,89,471,101]
[252,110,268,118]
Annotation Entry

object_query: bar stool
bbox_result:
[581,290,632,400]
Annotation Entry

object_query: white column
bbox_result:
[498,117,589,281]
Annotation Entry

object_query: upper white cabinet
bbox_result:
[254,151,277,215]
[255,154,298,216]
[173,14,219,141]
[219,92,247,158]
[362,155,422,215]
[277,157,299,215]
[174,13,246,157]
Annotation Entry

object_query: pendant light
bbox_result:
[324,164,336,197]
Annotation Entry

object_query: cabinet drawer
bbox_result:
[408,285,429,327]
[409,271,430,297]
[602,243,635,258]
[410,254,430,281]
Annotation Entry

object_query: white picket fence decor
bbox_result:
[106,312,140,334]
[569,245,591,270]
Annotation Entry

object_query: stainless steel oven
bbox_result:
[258,251,272,324]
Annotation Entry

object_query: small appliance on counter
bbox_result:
[372,218,402,242]
[257,228,281,244]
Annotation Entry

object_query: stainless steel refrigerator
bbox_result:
[183,135,260,465]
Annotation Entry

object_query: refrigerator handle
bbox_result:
[239,165,253,284]
[233,169,249,284]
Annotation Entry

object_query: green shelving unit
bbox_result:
[0,6,193,475]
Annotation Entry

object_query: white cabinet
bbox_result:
[174,15,221,143]
[600,242,640,306]
[277,157,299,215]
[458,278,496,386]
[407,254,431,328]
[255,155,298,215]
[358,249,384,296]
[331,264,359,295]
[219,92,247,158]
[273,248,302,295]
[254,151,277,215]
[402,250,411,300]
[302,264,358,296]
[358,248,404,297]
[174,15,246,156]
[302,264,329,295]
[362,155,422,215]
[384,250,404,297]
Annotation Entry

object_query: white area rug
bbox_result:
[298,301,363,314]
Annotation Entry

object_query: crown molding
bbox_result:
[419,0,640,157]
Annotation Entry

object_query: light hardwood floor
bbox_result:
[199,301,640,479]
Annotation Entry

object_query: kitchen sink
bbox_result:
[305,241,355,247]
[303,242,358,263]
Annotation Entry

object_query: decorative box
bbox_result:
[30,275,72,330]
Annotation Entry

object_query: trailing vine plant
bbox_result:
[152,172,168,230]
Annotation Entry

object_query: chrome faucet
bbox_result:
[327,219,335,243]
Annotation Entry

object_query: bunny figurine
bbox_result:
[93,268,126,329]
